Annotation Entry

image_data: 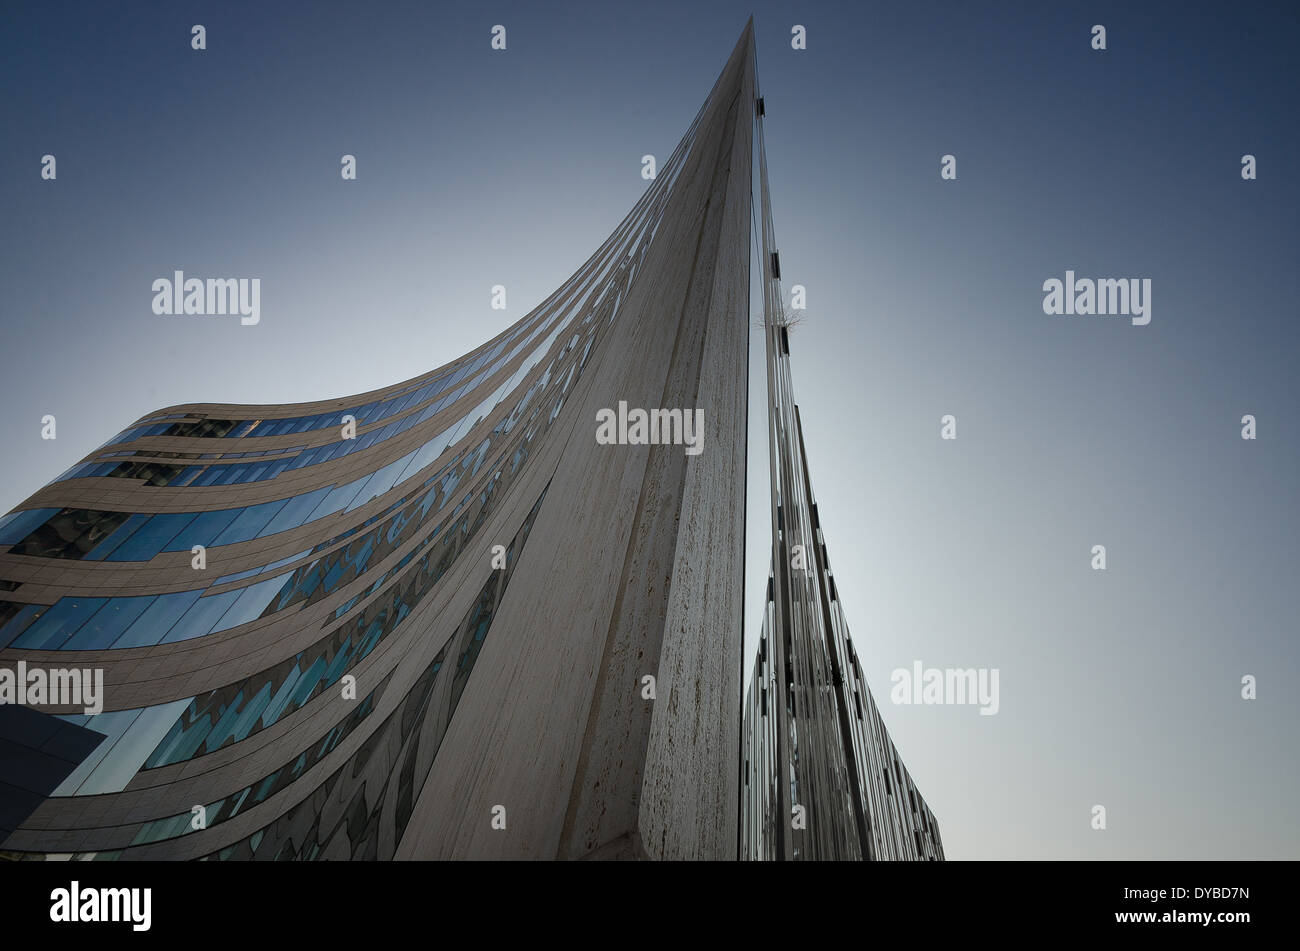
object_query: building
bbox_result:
[0,21,938,862]
[0,24,754,861]
[741,98,944,860]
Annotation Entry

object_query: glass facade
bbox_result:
[0,24,751,862]
[741,105,942,861]
[0,78,701,858]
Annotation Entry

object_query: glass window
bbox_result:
[328,438,357,458]
[211,499,289,547]
[192,467,226,487]
[212,572,291,632]
[66,595,156,650]
[213,565,261,586]
[0,603,44,649]
[0,509,58,544]
[50,708,141,795]
[345,454,412,513]
[65,698,193,796]
[160,589,241,644]
[261,548,312,574]
[83,512,150,561]
[258,486,332,537]
[107,512,198,562]
[114,589,203,648]
[9,508,131,559]
[402,432,452,483]
[11,596,110,649]
[282,450,310,471]
[307,478,366,521]
[163,507,242,551]
[212,464,249,486]
[171,466,204,487]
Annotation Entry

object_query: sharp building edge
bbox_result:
[741,88,945,861]
[0,24,754,861]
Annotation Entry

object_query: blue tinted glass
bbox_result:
[347,454,414,513]
[289,655,329,707]
[12,597,109,649]
[211,499,288,547]
[105,425,146,446]
[262,548,311,573]
[164,507,242,551]
[0,508,57,545]
[213,565,261,585]
[71,699,193,796]
[307,479,366,521]
[161,589,241,643]
[0,603,43,649]
[284,449,314,471]
[84,512,151,561]
[213,465,248,486]
[213,572,290,632]
[227,685,276,745]
[107,513,198,562]
[114,589,203,648]
[172,466,203,486]
[192,467,226,487]
[258,486,332,537]
[66,596,156,650]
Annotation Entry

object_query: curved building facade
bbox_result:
[0,26,754,861]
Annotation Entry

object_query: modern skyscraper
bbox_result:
[0,25,753,861]
[0,21,937,863]
[741,97,944,860]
